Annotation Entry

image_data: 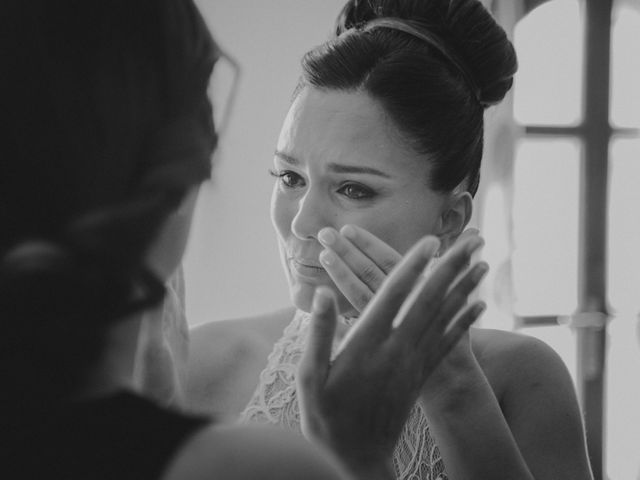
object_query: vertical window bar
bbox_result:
[576,0,613,478]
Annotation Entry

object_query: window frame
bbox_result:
[486,0,640,477]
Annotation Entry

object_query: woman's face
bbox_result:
[270,88,448,314]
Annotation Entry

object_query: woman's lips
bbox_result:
[289,257,327,280]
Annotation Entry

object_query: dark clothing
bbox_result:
[7,391,208,480]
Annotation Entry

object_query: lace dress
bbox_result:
[239,310,447,480]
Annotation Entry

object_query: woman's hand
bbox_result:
[318,225,401,313]
[133,266,189,407]
[318,225,479,313]
[297,234,488,480]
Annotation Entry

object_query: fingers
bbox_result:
[450,227,480,278]
[298,287,339,395]
[430,235,484,293]
[319,247,375,312]
[443,301,485,337]
[352,236,440,342]
[422,302,486,375]
[318,226,402,311]
[416,262,488,349]
[394,234,484,342]
[456,227,479,244]
[340,225,401,274]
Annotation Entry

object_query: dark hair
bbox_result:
[0,0,217,414]
[299,0,517,196]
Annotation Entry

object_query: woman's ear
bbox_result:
[436,191,473,252]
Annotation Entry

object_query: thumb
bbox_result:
[298,287,338,395]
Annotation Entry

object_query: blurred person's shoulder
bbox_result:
[162,422,347,480]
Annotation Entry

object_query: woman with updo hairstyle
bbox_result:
[1,0,486,478]
[188,1,594,479]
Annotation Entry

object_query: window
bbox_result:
[479,1,640,477]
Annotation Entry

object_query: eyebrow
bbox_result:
[274,150,392,179]
[274,151,300,166]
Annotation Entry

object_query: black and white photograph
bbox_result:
[2,1,638,479]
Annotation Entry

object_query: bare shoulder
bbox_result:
[470,327,573,400]
[162,423,346,480]
[471,327,592,478]
[185,307,296,417]
[189,306,297,358]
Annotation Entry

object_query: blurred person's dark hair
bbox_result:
[0,0,218,422]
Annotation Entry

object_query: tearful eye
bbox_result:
[269,169,305,189]
[339,183,375,200]
[281,172,298,187]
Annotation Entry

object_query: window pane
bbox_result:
[608,138,640,314]
[478,184,517,331]
[610,2,640,128]
[606,137,640,480]
[513,0,583,125]
[512,138,580,315]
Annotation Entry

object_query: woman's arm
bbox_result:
[418,330,593,480]
[495,333,593,479]
[321,226,592,479]
[418,335,534,480]
[298,234,487,480]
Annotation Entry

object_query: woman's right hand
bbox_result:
[318,224,479,314]
[296,234,488,480]
[318,225,402,314]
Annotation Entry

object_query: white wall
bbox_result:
[184,1,345,325]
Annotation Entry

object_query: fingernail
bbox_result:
[473,263,489,281]
[341,224,356,240]
[318,228,336,246]
[423,236,440,256]
[473,302,487,317]
[313,287,333,312]
[319,249,336,266]
[466,236,484,255]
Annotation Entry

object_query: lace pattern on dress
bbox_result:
[239,310,447,480]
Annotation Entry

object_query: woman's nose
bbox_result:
[291,189,332,241]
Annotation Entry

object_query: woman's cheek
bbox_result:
[270,189,291,239]
[366,220,436,255]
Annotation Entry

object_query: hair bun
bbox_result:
[335,0,517,107]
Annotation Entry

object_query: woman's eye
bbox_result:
[269,169,305,188]
[338,183,375,200]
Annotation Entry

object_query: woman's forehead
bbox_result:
[277,88,423,173]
